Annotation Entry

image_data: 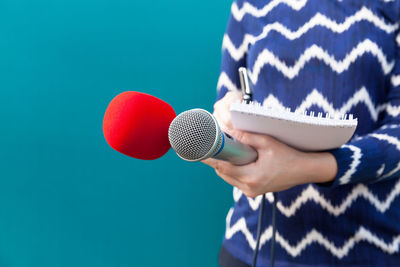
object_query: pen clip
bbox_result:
[238,67,252,104]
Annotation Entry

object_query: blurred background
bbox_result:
[0,0,234,266]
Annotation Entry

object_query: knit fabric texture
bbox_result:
[217,0,400,266]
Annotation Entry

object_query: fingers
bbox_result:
[202,158,256,189]
[202,158,242,188]
[201,158,218,167]
[224,90,242,103]
[203,158,253,178]
[215,171,245,191]
[202,158,263,198]
[213,91,242,132]
[229,130,277,149]
[213,110,232,132]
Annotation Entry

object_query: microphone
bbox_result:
[102,91,256,165]
[103,91,176,160]
[168,109,258,165]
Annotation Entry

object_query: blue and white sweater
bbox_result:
[217,0,400,266]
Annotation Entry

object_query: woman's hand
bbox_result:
[212,91,242,132]
[203,130,338,197]
[203,91,338,197]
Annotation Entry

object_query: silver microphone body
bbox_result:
[168,109,258,165]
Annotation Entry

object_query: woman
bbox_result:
[203,0,400,266]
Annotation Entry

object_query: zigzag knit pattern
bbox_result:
[217,0,400,266]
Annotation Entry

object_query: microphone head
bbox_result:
[103,91,176,160]
[168,109,223,161]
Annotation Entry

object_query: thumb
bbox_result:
[229,130,271,149]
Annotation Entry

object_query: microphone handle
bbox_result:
[213,132,258,165]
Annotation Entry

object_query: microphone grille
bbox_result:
[168,109,218,161]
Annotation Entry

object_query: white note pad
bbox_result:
[230,102,358,151]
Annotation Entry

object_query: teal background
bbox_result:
[0,0,234,266]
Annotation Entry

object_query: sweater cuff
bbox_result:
[317,145,361,188]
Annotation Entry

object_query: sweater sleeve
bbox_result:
[328,37,400,186]
[216,0,248,101]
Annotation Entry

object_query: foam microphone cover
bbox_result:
[103,91,176,160]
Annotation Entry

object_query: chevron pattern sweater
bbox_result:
[216,0,400,266]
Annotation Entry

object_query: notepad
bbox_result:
[230,101,358,151]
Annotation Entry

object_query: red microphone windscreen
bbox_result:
[103,91,176,160]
